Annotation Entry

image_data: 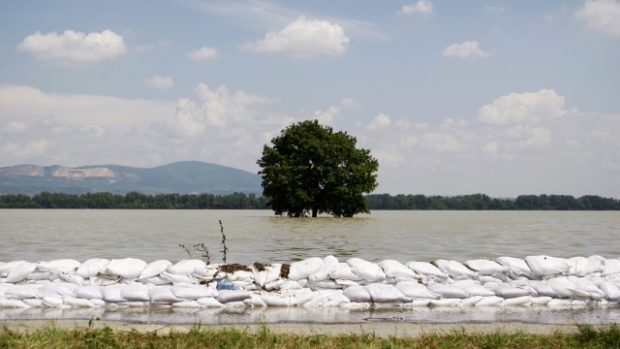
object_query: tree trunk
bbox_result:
[312,208,318,217]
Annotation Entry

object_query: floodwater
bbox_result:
[1,209,619,325]
[1,210,618,262]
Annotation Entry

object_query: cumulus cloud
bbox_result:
[576,0,620,37]
[442,40,490,59]
[400,1,433,15]
[187,46,218,61]
[366,113,392,130]
[17,30,126,62]
[477,89,566,126]
[243,16,349,58]
[144,75,174,89]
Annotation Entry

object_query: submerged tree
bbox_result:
[257,120,379,217]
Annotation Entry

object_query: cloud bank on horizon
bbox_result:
[0,0,619,197]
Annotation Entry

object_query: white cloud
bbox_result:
[170,83,267,136]
[576,0,620,37]
[477,89,566,126]
[243,16,349,58]
[442,40,490,59]
[144,75,174,89]
[2,140,51,159]
[187,46,218,61]
[417,132,463,152]
[401,1,433,15]
[17,30,126,62]
[366,113,392,130]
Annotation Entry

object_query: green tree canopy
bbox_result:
[257,120,379,217]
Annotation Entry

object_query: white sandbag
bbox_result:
[279,280,303,290]
[23,299,44,307]
[406,262,447,279]
[260,288,313,307]
[77,258,109,278]
[5,285,42,299]
[75,286,102,300]
[343,285,372,302]
[172,301,201,308]
[197,297,224,308]
[395,281,440,299]
[243,294,267,307]
[160,272,197,284]
[90,299,105,307]
[475,296,504,306]
[429,298,461,306]
[60,273,84,285]
[308,255,339,282]
[479,275,505,284]
[603,259,620,276]
[547,299,572,308]
[547,277,575,298]
[525,255,571,277]
[254,264,281,287]
[587,255,606,274]
[335,279,360,287]
[495,257,531,277]
[460,296,483,306]
[427,284,467,299]
[365,283,409,303]
[226,270,253,282]
[138,260,171,280]
[0,298,29,308]
[530,282,558,298]
[570,278,605,299]
[42,295,64,307]
[0,261,26,276]
[433,259,476,280]
[166,259,207,275]
[142,276,172,286]
[6,262,37,283]
[494,285,530,298]
[308,280,341,290]
[346,258,385,283]
[572,300,587,307]
[120,284,150,301]
[503,296,531,306]
[329,263,361,281]
[569,257,596,277]
[340,302,371,310]
[100,285,125,302]
[39,283,76,297]
[149,286,181,304]
[288,258,323,280]
[304,290,350,308]
[531,296,552,305]
[217,290,251,303]
[37,259,81,274]
[172,286,218,300]
[593,280,620,300]
[264,279,287,291]
[63,296,94,307]
[379,260,417,279]
[105,258,147,279]
[464,259,505,275]
[26,272,52,280]
[461,285,495,297]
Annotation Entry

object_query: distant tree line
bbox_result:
[0,192,618,210]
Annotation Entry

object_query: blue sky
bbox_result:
[1,0,619,196]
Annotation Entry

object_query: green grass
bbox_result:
[0,324,619,349]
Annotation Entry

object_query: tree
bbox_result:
[257,120,379,217]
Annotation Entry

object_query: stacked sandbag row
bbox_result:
[1,255,620,310]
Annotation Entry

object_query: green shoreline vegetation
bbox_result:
[0,324,619,349]
[0,192,618,210]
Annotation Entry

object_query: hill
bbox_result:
[0,161,262,195]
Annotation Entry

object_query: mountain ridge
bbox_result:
[0,161,262,195]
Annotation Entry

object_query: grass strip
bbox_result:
[0,323,618,349]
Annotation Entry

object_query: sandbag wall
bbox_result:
[1,255,620,310]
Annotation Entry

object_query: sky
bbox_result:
[0,0,619,197]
